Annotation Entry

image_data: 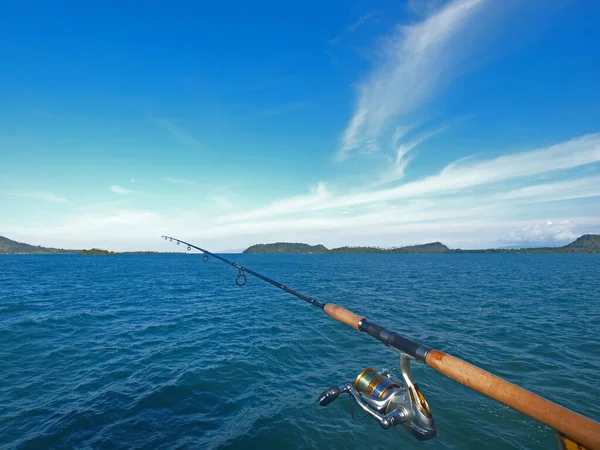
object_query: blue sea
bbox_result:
[1,253,599,449]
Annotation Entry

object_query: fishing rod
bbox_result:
[162,235,600,449]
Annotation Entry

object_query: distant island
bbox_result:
[0,236,78,254]
[243,235,600,254]
[2,234,600,255]
[79,248,116,255]
[0,236,164,255]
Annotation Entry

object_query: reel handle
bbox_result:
[318,385,343,406]
[316,382,408,430]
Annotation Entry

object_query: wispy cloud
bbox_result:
[152,118,202,148]
[348,12,375,32]
[329,11,376,47]
[6,192,67,203]
[376,126,446,185]
[110,185,138,195]
[218,182,329,223]
[406,0,446,17]
[7,135,600,251]
[222,134,600,220]
[498,176,600,203]
[339,0,485,159]
[165,177,199,186]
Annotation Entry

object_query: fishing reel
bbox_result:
[318,352,436,441]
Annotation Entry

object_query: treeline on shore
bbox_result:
[243,235,600,254]
[2,234,600,255]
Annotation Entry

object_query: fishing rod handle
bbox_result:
[323,300,600,447]
[426,350,600,450]
[324,304,365,331]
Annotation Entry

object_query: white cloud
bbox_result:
[499,221,577,246]
[110,185,137,195]
[6,202,600,252]
[218,181,330,223]
[4,209,170,250]
[166,177,198,185]
[5,137,600,252]
[340,106,370,157]
[498,175,600,203]
[227,134,600,221]
[393,125,415,146]
[192,130,600,247]
[348,12,375,32]
[211,202,492,239]
[339,0,485,159]
[376,127,445,185]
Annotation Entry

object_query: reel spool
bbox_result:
[354,367,402,402]
[318,353,436,441]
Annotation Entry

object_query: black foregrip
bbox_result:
[359,320,421,358]
[360,321,386,340]
[387,333,421,357]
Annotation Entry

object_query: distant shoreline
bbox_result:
[242,234,600,254]
[2,234,599,255]
[0,251,188,255]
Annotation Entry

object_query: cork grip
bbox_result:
[426,350,600,449]
[323,304,365,331]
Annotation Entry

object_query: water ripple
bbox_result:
[1,253,599,449]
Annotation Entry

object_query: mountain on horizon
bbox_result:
[2,234,600,255]
[561,234,600,250]
[242,242,330,254]
[243,235,600,254]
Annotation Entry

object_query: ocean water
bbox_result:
[1,253,599,449]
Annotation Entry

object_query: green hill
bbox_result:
[328,245,383,253]
[0,235,171,254]
[244,241,452,254]
[243,236,600,254]
[328,242,450,254]
[561,234,600,251]
[0,236,114,255]
[2,233,599,255]
[244,242,329,254]
[79,248,115,255]
[0,236,78,254]
[390,242,450,253]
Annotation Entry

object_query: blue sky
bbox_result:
[1,0,600,251]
